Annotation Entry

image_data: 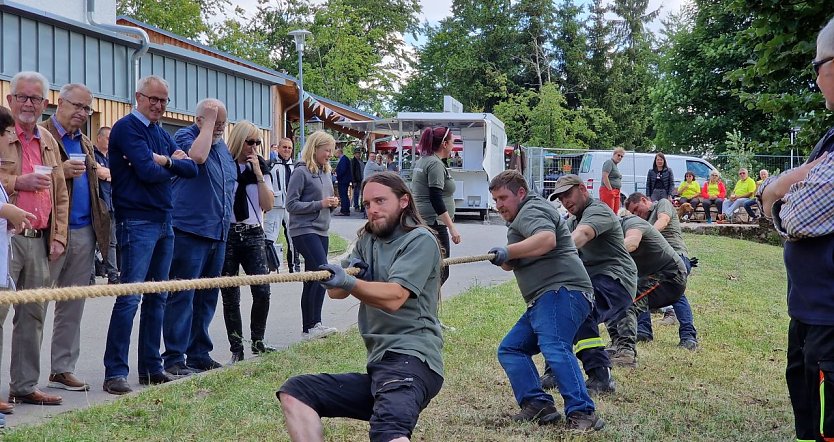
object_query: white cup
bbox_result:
[69,153,86,164]
[33,165,53,176]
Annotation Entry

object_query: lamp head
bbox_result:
[288,29,312,51]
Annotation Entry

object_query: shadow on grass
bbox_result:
[3,234,793,441]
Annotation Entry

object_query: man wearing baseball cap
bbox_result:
[538,174,636,394]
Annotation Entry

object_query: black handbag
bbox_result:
[264,239,281,272]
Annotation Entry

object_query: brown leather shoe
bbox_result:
[0,401,14,414]
[49,372,90,391]
[9,389,62,405]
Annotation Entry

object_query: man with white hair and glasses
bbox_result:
[0,71,69,407]
[40,83,111,394]
[162,98,236,376]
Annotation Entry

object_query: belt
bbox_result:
[230,223,261,233]
[21,228,45,238]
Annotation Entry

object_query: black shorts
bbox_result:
[278,352,443,442]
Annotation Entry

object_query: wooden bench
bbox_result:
[682,201,759,223]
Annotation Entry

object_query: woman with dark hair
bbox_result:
[646,152,674,201]
[219,121,275,364]
[411,127,461,285]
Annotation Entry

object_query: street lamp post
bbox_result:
[289,29,312,148]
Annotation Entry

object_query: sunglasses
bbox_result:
[813,56,834,76]
[245,139,262,146]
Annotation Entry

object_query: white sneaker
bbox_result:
[303,323,338,341]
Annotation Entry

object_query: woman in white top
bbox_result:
[219,120,275,364]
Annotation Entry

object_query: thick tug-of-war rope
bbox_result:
[0,254,498,306]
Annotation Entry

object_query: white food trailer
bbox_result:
[339,112,508,220]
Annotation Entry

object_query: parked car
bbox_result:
[575,151,718,203]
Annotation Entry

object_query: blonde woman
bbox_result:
[220,121,275,364]
[286,131,339,340]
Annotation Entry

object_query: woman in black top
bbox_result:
[646,152,674,201]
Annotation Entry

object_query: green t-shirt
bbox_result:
[507,195,593,303]
[620,215,687,278]
[568,199,637,296]
[347,224,445,377]
[733,177,756,198]
[602,159,622,189]
[411,155,456,225]
[648,199,687,256]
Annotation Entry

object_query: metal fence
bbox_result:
[523,147,807,198]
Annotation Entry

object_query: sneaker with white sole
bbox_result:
[303,323,337,340]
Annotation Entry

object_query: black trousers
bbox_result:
[430,223,450,286]
[786,318,834,441]
[220,225,271,353]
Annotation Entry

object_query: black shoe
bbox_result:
[252,341,277,355]
[566,411,605,431]
[585,367,616,395]
[228,351,245,365]
[511,400,562,425]
[103,377,132,395]
[636,333,653,343]
[138,371,174,385]
[678,339,698,351]
[540,372,556,391]
[166,362,202,378]
[187,358,223,371]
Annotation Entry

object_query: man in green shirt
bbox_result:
[278,172,444,442]
[626,193,698,350]
[487,170,604,431]
[609,215,688,367]
[537,174,637,395]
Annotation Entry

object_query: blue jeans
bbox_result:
[104,219,174,380]
[497,287,595,416]
[743,199,758,217]
[637,255,697,343]
[162,230,226,368]
[338,182,351,214]
[292,233,329,333]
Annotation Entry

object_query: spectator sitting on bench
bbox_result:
[718,168,756,223]
[742,169,768,223]
[675,171,701,221]
[700,170,726,223]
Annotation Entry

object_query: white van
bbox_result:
[576,151,718,201]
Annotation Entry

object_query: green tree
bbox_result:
[117,0,230,40]
[725,0,834,154]
[553,0,588,109]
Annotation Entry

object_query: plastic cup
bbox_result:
[69,153,86,164]
[33,165,53,176]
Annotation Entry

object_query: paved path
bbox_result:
[1,213,511,427]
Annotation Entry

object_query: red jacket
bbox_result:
[701,180,726,199]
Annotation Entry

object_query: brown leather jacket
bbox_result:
[0,124,69,247]
[40,118,111,259]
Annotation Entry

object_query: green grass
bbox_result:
[275,228,348,258]
[3,234,793,441]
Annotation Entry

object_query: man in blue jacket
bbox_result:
[334,147,351,215]
[102,75,198,395]
[162,98,235,376]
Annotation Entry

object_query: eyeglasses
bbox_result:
[13,94,45,105]
[138,92,170,105]
[64,99,94,116]
[813,56,834,76]
[245,139,262,146]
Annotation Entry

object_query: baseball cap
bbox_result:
[552,174,583,195]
